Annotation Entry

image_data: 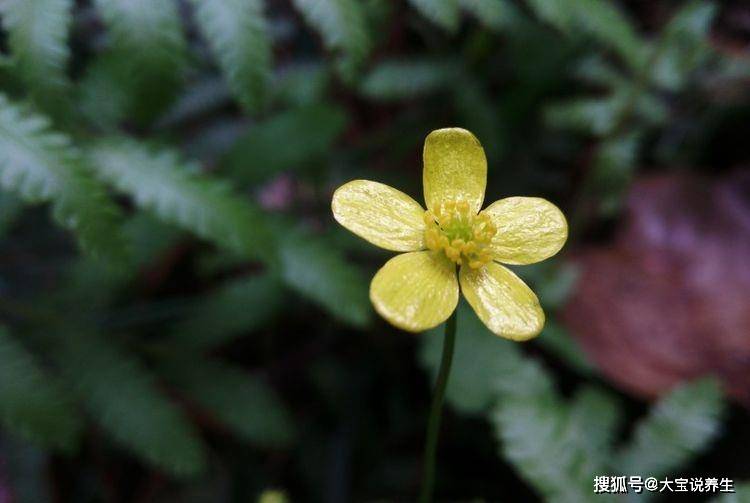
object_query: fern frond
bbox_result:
[277,223,371,327]
[189,0,272,113]
[360,59,458,101]
[408,0,460,32]
[615,378,725,478]
[92,0,187,122]
[0,94,128,263]
[0,0,72,118]
[87,138,273,262]
[53,330,207,476]
[460,0,526,31]
[158,355,296,448]
[0,326,82,452]
[524,0,646,70]
[221,104,346,184]
[291,0,371,80]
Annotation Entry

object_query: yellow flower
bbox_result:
[331,128,567,340]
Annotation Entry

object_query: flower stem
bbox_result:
[419,310,457,503]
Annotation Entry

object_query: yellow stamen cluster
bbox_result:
[423,200,497,269]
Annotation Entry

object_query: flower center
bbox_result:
[423,200,497,269]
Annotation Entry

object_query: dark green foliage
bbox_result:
[52,330,208,476]
[221,104,347,184]
[0,0,72,119]
[0,94,128,263]
[0,327,82,452]
[189,0,272,113]
[91,0,188,122]
[168,273,285,349]
[158,355,296,448]
[615,379,726,478]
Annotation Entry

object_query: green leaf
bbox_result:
[0,326,82,452]
[460,0,526,32]
[92,0,187,122]
[0,0,72,118]
[491,375,596,502]
[590,131,642,215]
[53,331,207,476]
[615,378,725,478]
[273,63,331,107]
[156,77,233,129]
[75,55,132,130]
[87,137,273,262]
[221,104,347,184]
[525,0,646,70]
[168,273,285,349]
[571,0,646,71]
[651,1,717,91]
[490,370,621,501]
[291,0,371,80]
[189,0,272,113]
[158,355,296,448]
[419,302,526,415]
[277,224,371,327]
[544,95,625,137]
[408,0,460,32]
[360,59,458,101]
[0,94,128,263]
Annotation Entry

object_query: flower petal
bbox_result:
[482,197,568,265]
[423,128,487,214]
[332,180,426,251]
[370,251,458,332]
[459,262,544,340]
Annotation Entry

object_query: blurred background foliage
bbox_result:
[0,0,749,501]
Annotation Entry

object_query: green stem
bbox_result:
[419,310,457,503]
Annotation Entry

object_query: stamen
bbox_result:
[423,201,496,268]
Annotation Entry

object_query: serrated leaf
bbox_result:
[277,224,371,327]
[0,0,72,118]
[0,326,82,452]
[158,355,296,448]
[460,0,526,32]
[156,77,233,129]
[615,378,725,478]
[221,104,346,184]
[92,0,188,122]
[53,331,207,476]
[189,0,272,113]
[651,1,717,91]
[291,0,371,80]
[360,59,458,101]
[408,0,460,32]
[491,381,596,502]
[168,273,284,349]
[0,94,128,263]
[490,372,621,502]
[87,137,273,263]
